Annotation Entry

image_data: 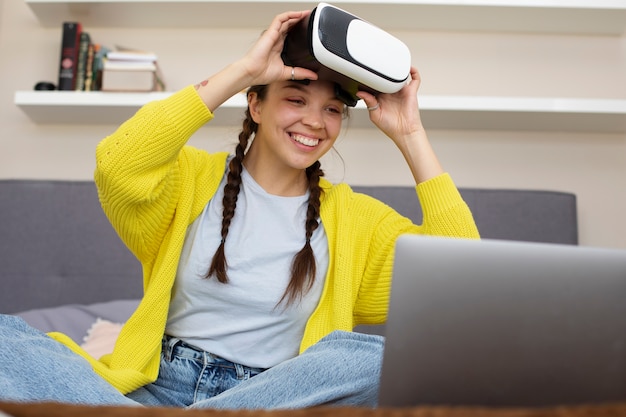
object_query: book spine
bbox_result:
[74,31,91,91]
[84,43,95,91]
[92,44,110,91]
[57,22,82,91]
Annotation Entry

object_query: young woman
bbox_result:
[0,9,479,409]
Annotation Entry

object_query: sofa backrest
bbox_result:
[0,180,143,313]
[0,180,577,313]
[351,185,578,245]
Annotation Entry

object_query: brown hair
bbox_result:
[207,84,325,306]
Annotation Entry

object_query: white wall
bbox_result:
[1,0,625,249]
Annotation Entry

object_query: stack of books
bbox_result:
[101,50,165,92]
[56,21,164,92]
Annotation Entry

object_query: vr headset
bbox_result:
[281,2,412,107]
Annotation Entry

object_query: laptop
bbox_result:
[378,235,626,408]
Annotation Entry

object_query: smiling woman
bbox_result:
[0,6,479,410]
[207,80,344,311]
[246,81,344,175]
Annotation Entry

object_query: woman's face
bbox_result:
[247,80,345,172]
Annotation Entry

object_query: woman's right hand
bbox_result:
[240,10,319,86]
[196,10,318,112]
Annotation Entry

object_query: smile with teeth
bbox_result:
[291,133,320,147]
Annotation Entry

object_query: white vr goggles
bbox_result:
[281,2,412,107]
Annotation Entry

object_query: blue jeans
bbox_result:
[0,315,137,406]
[0,314,384,408]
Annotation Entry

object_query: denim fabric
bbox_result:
[189,330,385,409]
[0,314,384,409]
[0,314,137,406]
[126,336,267,406]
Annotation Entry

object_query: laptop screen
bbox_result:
[378,235,626,407]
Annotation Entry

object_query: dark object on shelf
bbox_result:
[34,81,56,91]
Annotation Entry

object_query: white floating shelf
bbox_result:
[15,90,626,133]
[24,0,626,35]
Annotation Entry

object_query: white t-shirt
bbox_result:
[166,167,328,368]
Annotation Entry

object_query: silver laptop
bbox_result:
[378,235,626,407]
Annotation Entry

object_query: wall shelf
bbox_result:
[25,0,626,35]
[16,0,626,133]
[15,91,626,133]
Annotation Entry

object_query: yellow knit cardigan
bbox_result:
[48,86,480,394]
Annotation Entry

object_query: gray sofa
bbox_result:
[0,179,577,341]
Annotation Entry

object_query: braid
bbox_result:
[207,106,257,283]
[208,84,326,308]
[278,160,324,306]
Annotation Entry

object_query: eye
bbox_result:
[287,98,305,106]
[325,104,347,118]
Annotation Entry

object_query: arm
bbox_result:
[94,89,214,262]
[356,67,443,185]
[96,10,321,262]
[356,67,480,238]
[194,10,318,113]
[351,176,479,326]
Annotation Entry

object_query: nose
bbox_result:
[302,109,325,130]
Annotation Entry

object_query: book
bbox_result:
[92,44,111,91]
[84,43,95,91]
[103,61,157,71]
[101,47,166,92]
[74,31,91,91]
[106,50,158,62]
[101,60,158,92]
[57,22,82,90]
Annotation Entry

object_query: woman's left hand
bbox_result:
[357,67,444,184]
[357,66,424,147]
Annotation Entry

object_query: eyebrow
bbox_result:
[282,82,309,93]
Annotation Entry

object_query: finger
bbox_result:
[410,66,420,80]
[366,101,380,112]
[356,91,378,110]
[272,10,310,34]
[407,66,421,87]
[284,66,318,81]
